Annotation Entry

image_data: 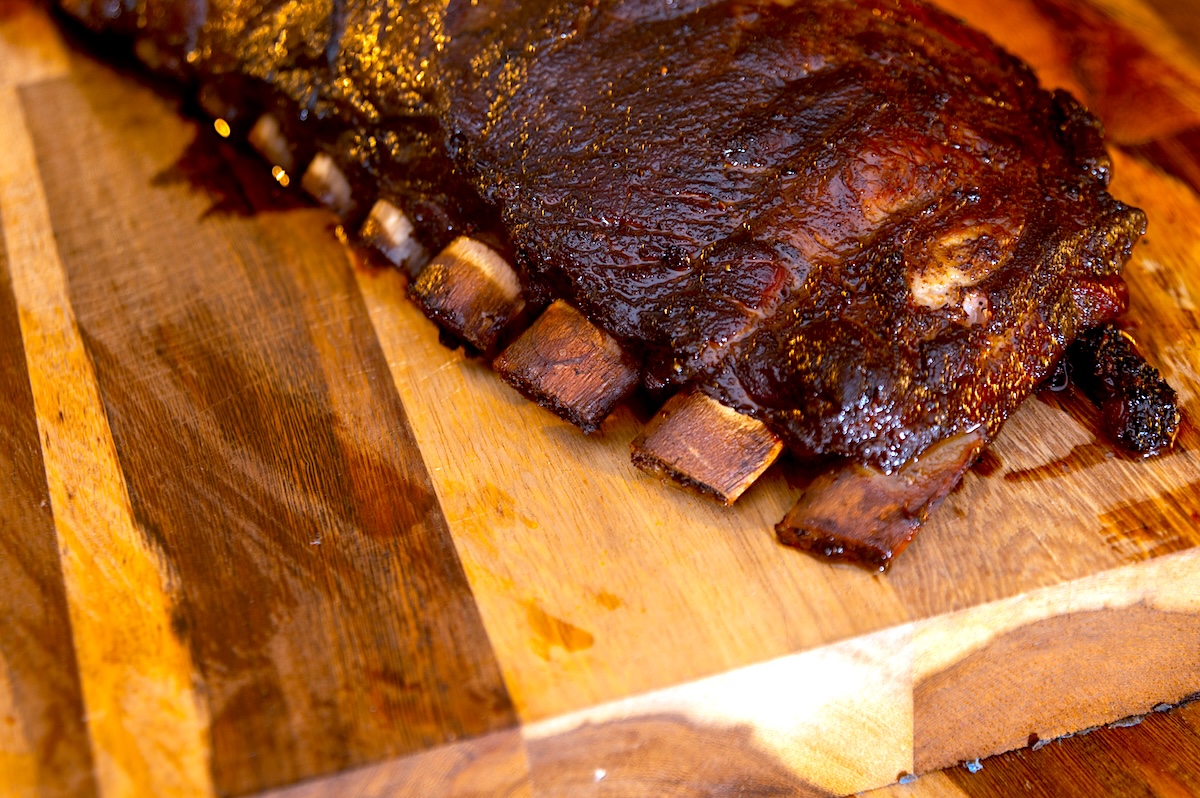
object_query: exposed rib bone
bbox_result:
[494,300,640,433]
[359,199,427,275]
[631,389,783,505]
[776,428,987,571]
[409,237,525,353]
[301,153,353,217]
[247,113,294,173]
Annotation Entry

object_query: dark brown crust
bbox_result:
[1069,324,1181,455]
[55,0,1173,567]
[59,0,1149,469]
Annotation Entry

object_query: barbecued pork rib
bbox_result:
[60,0,1175,567]
[449,0,1148,470]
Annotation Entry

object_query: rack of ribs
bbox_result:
[58,0,1179,568]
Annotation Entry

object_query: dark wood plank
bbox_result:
[21,56,515,796]
[1026,0,1200,145]
[942,698,1200,798]
[1140,0,1200,62]
[0,210,98,797]
[914,604,1200,773]
[1127,129,1200,197]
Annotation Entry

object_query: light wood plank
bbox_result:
[0,0,68,90]
[0,660,40,797]
[523,625,913,796]
[0,209,97,796]
[0,89,216,798]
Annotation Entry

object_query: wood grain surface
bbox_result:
[0,205,97,798]
[1,0,1199,795]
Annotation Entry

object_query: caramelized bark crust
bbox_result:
[62,0,1147,474]
[448,0,1146,469]
[1069,325,1181,455]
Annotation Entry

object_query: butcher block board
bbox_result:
[2,0,1200,795]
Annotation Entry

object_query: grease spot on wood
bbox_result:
[474,483,540,530]
[970,448,1003,478]
[595,591,623,611]
[1002,441,1117,482]
[527,602,594,661]
[1098,480,1200,560]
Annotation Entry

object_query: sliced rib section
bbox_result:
[776,429,987,570]
[409,237,524,354]
[494,300,640,433]
[631,389,782,505]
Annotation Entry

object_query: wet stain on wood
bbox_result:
[969,448,1004,478]
[1002,441,1119,483]
[463,483,540,533]
[1098,480,1200,560]
[527,601,595,660]
[595,591,624,611]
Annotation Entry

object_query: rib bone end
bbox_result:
[301,153,354,217]
[494,300,640,433]
[631,389,782,505]
[776,429,987,571]
[360,199,427,275]
[248,113,294,173]
[410,237,525,354]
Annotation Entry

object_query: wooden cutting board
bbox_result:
[1,0,1199,795]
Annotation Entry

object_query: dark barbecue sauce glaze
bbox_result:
[61,0,1151,476]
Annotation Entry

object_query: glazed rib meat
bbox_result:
[60,0,1174,566]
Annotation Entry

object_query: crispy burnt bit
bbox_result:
[494,300,641,433]
[1069,325,1180,455]
[775,430,988,571]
